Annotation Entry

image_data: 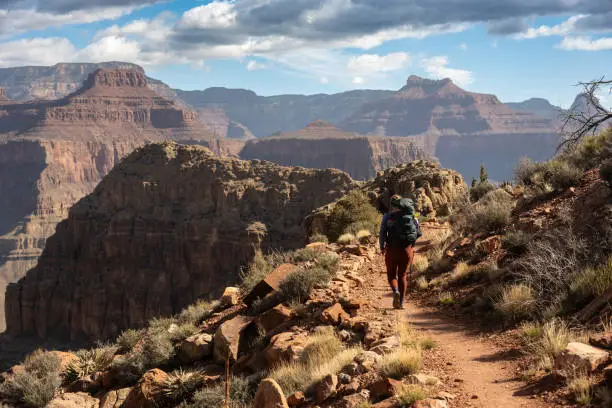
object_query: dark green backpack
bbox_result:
[387,198,420,248]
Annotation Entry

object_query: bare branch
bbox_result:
[560,77,612,150]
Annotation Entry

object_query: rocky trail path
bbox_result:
[356,226,553,408]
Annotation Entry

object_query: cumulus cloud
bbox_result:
[0,37,76,67]
[420,56,474,87]
[246,60,266,70]
[557,36,612,51]
[347,52,411,76]
[514,15,585,39]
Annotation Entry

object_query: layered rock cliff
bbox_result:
[5,142,354,340]
[0,69,217,331]
[240,121,427,180]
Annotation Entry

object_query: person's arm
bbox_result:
[379,213,389,251]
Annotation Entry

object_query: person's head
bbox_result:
[390,195,402,212]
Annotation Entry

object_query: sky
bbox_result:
[0,0,610,107]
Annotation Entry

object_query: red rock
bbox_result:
[321,303,350,325]
[554,342,610,374]
[123,368,169,408]
[590,332,612,350]
[477,235,502,254]
[287,391,306,406]
[213,315,252,363]
[253,378,290,408]
[244,264,297,306]
[371,398,398,407]
[220,287,240,307]
[256,304,295,334]
[369,378,402,400]
[46,392,99,408]
[414,399,449,408]
[179,332,214,363]
[264,331,308,367]
[313,374,338,403]
[99,387,131,408]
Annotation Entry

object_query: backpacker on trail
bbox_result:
[385,197,421,248]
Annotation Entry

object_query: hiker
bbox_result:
[379,195,422,309]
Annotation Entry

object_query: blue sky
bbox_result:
[0,0,611,107]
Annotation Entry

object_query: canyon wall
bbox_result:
[5,143,355,340]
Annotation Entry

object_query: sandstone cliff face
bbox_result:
[240,121,427,180]
[0,69,218,331]
[5,143,355,340]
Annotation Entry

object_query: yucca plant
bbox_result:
[163,369,205,403]
[63,346,117,385]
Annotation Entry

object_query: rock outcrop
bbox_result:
[5,143,354,339]
[0,69,219,331]
[240,121,427,180]
[340,75,560,181]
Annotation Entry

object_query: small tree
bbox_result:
[479,163,489,185]
[471,178,477,188]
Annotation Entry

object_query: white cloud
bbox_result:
[514,15,585,39]
[557,36,612,50]
[78,35,143,63]
[420,56,474,86]
[352,76,364,84]
[347,52,411,75]
[0,37,76,67]
[178,1,237,29]
[246,60,266,70]
[459,42,468,50]
[320,77,329,84]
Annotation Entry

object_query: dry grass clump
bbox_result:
[280,266,333,303]
[162,369,205,404]
[502,231,533,256]
[356,229,372,244]
[270,330,362,396]
[396,384,427,406]
[310,233,329,244]
[566,256,612,310]
[419,338,437,350]
[0,350,62,407]
[437,292,455,306]
[378,348,422,379]
[178,300,217,326]
[412,255,429,274]
[328,190,381,242]
[525,319,573,368]
[450,262,472,283]
[337,233,357,245]
[116,329,145,353]
[64,345,118,384]
[240,250,295,293]
[415,276,429,291]
[494,284,536,321]
[568,373,593,405]
[519,321,544,343]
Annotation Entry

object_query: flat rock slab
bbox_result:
[244,263,296,306]
[554,342,610,374]
[253,378,290,408]
[213,315,253,362]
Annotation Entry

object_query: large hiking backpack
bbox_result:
[387,198,421,248]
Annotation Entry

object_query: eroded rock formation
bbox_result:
[0,69,218,331]
[5,143,355,340]
[240,121,427,180]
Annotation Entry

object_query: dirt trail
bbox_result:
[366,226,551,408]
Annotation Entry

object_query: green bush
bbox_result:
[294,247,319,262]
[0,351,62,407]
[116,329,145,353]
[328,190,381,242]
[502,231,533,256]
[515,158,582,192]
[562,129,612,169]
[566,256,612,311]
[280,266,333,303]
[183,376,254,408]
[470,182,496,202]
[178,300,216,326]
[464,189,514,233]
[316,252,340,274]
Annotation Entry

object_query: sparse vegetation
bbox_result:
[294,247,319,262]
[183,376,253,408]
[568,373,593,405]
[397,384,427,406]
[450,261,472,283]
[64,345,118,385]
[240,250,295,294]
[327,190,381,242]
[178,300,216,326]
[420,338,437,350]
[502,231,533,256]
[515,158,582,193]
[356,229,372,243]
[280,266,333,303]
[566,256,612,311]
[309,233,329,244]
[116,329,145,353]
[415,276,429,290]
[525,319,573,367]
[470,182,496,202]
[494,283,536,321]
[0,350,62,407]
[316,252,340,273]
[438,292,455,306]
[519,321,543,343]
[337,232,356,244]
[462,189,514,234]
[162,369,205,404]
[378,348,422,379]
[412,255,429,274]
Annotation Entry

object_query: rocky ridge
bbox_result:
[240,121,428,180]
[0,69,220,331]
[5,142,355,340]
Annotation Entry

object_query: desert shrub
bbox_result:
[438,292,454,306]
[337,233,356,244]
[470,182,496,202]
[116,329,145,353]
[601,159,612,187]
[502,231,533,256]
[64,345,118,384]
[565,256,612,311]
[514,158,582,192]
[562,129,612,169]
[310,233,329,244]
[0,351,62,408]
[316,252,340,273]
[397,384,427,406]
[294,247,319,263]
[240,251,270,293]
[494,283,536,321]
[378,348,421,379]
[356,229,372,243]
[178,300,216,326]
[420,338,436,350]
[519,321,543,343]
[280,266,332,303]
[463,189,513,233]
[415,276,428,290]
[169,323,199,342]
[450,262,472,283]
[114,329,176,382]
[328,190,381,242]
[525,319,573,366]
[186,376,253,408]
[162,369,205,404]
[568,373,593,405]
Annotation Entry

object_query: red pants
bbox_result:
[385,246,414,302]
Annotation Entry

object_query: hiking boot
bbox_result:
[393,292,401,309]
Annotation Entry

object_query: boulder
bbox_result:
[220,287,240,307]
[313,374,338,403]
[213,315,252,363]
[256,304,295,334]
[369,378,402,400]
[99,388,131,408]
[414,399,449,408]
[340,390,371,408]
[321,303,350,325]
[476,235,502,255]
[337,379,360,396]
[179,332,213,363]
[287,391,306,407]
[244,264,296,306]
[603,364,612,383]
[554,342,610,374]
[123,368,169,408]
[47,392,99,408]
[264,331,308,367]
[370,336,401,355]
[354,351,381,372]
[253,378,290,408]
[407,374,441,387]
[590,332,612,350]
